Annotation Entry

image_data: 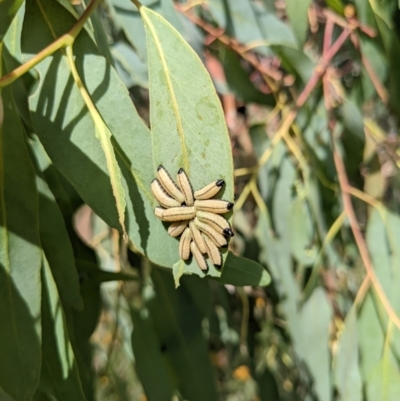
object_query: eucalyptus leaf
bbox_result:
[29,136,82,310]
[285,0,312,45]
[147,268,219,401]
[297,288,333,401]
[38,256,87,401]
[0,81,42,401]
[130,307,175,401]
[334,308,362,401]
[0,0,24,41]
[141,6,234,277]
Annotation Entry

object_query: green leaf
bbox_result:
[0,0,24,41]
[70,259,102,401]
[38,255,87,401]
[112,41,148,88]
[22,0,125,229]
[29,136,83,310]
[147,268,219,401]
[219,47,274,105]
[366,355,400,401]
[77,259,139,283]
[256,7,298,48]
[130,307,175,401]
[285,0,312,45]
[256,155,301,321]
[326,0,345,14]
[359,208,400,386]
[215,252,271,287]
[354,0,400,117]
[141,6,234,276]
[296,288,333,401]
[273,46,314,83]
[0,82,42,401]
[289,196,317,266]
[334,308,363,401]
[108,0,187,61]
[21,0,154,261]
[224,0,271,55]
[0,388,16,401]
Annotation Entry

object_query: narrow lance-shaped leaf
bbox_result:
[0,0,25,41]
[147,268,219,401]
[37,255,87,401]
[0,82,42,401]
[21,0,151,247]
[29,135,83,310]
[66,40,127,238]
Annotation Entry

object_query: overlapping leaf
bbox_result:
[36,256,87,401]
[0,82,42,401]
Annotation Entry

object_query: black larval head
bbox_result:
[223,228,234,237]
[157,165,163,171]
[178,167,184,174]
[227,202,234,210]
[216,179,225,187]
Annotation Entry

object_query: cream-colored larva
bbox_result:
[177,168,194,206]
[159,206,196,222]
[203,233,222,268]
[194,179,224,200]
[191,241,208,271]
[179,227,192,260]
[196,210,234,237]
[157,165,185,204]
[194,199,234,214]
[193,217,227,248]
[168,220,188,237]
[154,207,164,219]
[151,179,181,208]
[189,221,207,254]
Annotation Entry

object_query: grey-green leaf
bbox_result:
[147,268,219,401]
[0,0,24,41]
[334,308,362,401]
[141,6,234,276]
[130,307,175,401]
[285,0,312,45]
[0,83,42,401]
[38,256,87,401]
[29,136,83,310]
[215,252,271,286]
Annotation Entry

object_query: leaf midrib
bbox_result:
[141,9,190,173]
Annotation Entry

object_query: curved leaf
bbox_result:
[29,136,82,310]
[0,0,24,41]
[0,82,42,401]
[38,256,87,401]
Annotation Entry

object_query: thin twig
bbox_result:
[175,4,283,84]
[235,27,352,209]
[350,32,388,104]
[316,7,376,37]
[333,145,400,331]
[0,0,102,88]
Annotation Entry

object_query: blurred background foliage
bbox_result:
[2,0,400,400]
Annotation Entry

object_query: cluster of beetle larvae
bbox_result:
[151,165,234,271]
